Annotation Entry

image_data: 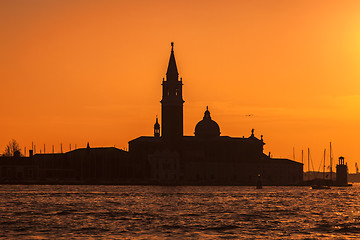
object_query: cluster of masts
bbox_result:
[21,142,128,156]
[22,143,76,156]
[293,142,349,180]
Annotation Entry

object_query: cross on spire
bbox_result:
[166,42,178,79]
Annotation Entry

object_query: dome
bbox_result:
[194,107,220,138]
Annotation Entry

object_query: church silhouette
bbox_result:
[0,43,303,185]
[128,43,303,185]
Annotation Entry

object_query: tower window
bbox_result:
[175,89,178,96]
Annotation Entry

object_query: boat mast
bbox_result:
[301,149,304,178]
[308,148,310,180]
[301,149,304,165]
[323,149,326,180]
[330,142,333,182]
[293,147,295,161]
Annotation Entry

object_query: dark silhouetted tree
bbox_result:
[3,139,22,157]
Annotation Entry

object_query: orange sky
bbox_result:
[1,0,360,172]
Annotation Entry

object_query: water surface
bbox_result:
[1,184,360,239]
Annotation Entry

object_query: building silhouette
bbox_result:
[336,156,348,186]
[161,42,184,145]
[129,43,303,185]
[0,43,303,185]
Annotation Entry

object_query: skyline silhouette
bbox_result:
[0,43,305,186]
[1,1,359,172]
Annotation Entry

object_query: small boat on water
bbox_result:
[311,184,331,190]
[256,174,262,189]
[311,148,331,190]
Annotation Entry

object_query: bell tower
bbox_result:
[154,116,160,138]
[161,42,184,143]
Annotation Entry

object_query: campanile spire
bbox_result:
[161,42,184,144]
[166,42,179,81]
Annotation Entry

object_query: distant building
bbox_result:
[129,43,303,185]
[0,155,38,183]
[0,146,129,184]
[336,156,348,186]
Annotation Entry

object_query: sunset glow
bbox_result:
[1,0,360,172]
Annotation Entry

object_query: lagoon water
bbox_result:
[1,184,360,239]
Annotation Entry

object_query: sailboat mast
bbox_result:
[330,142,333,182]
[301,150,304,165]
[308,148,310,180]
[293,147,295,161]
[323,149,326,180]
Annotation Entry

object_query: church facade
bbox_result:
[129,43,303,185]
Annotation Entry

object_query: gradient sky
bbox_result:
[1,0,359,172]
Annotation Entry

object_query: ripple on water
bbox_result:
[1,185,360,238]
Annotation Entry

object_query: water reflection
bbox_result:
[0,185,360,239]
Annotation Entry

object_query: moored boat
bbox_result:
[311,184,331,189]
[311,148,331,189]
